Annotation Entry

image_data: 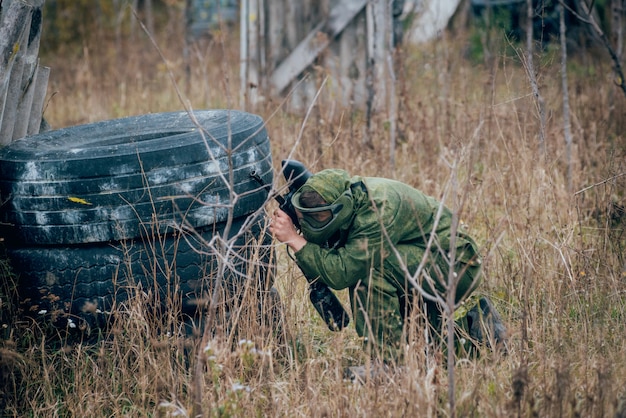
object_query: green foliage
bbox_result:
[464,5,521,65]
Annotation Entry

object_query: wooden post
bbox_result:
[0,57,26,144]
[240,0,263,108]
[246,0,260,106]
[0,0,48,145]
[13,2,43,140]
[368,0,387,113]
[268,0,367,95]
[27,65,49,135]
[241,0,397,115]
[240,0,248,108]
[0,1,34,131]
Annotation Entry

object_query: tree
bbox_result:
[572,0,626,97]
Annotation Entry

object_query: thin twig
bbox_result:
[574,172,626,195]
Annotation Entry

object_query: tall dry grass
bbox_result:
[1,10,625,418]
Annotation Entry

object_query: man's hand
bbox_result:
[270,208,307,252]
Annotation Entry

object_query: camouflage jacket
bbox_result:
[293,169,481,293]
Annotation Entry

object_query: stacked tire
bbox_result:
[0,110,274,332]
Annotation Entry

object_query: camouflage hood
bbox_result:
[298,169,353,204]
[295,169,357,244]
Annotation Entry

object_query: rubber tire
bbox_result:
[8,214,274,325]
[0,110,273,245]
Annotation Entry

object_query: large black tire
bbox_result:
[8,215,274,328]
[0,110,273,245]
[0,109,278,335]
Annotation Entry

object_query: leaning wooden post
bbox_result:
[0,0,34,145]
[13,4,44,140]
[0,27,29,145]
[26,65,49,135]
[0,0,47,145]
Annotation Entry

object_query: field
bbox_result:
[1,6,625,417]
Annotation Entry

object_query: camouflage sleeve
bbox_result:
[294,209,388,290]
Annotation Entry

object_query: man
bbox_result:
[270,167,506,366]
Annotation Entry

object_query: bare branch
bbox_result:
[571,0,626,97]
[574,172,626,195]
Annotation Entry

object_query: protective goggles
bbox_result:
[291,192,344,230]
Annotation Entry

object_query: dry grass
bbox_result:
[1,12,625,418]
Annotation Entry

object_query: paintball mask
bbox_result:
[291,189,354,245]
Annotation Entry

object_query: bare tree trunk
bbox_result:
[114,0,125,60]
[525,0,547,157]
[574,0,626,97]
[130,0,139,41]
[611,0,623,60]
[387,4,397,173]
[240,0,249,109]
[363,0,395,155]
[365,2,375,148]
[183,0,192,93]
[559,1,574,193]
[240,0,261,109]
[144,0,154,36]
[250,0,262,107]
